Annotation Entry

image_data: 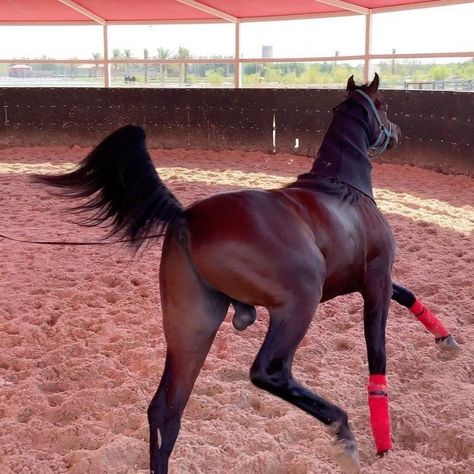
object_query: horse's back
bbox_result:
[185,187,364,245]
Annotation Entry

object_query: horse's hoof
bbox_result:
[329,439,361,474]
[436,334,461,352]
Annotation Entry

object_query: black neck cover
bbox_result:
[310,93,376,200]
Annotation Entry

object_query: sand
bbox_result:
[0,146,473,474]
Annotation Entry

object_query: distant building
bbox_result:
[76,64,104,77]
[9,64,32,78]
[262,45,273,58]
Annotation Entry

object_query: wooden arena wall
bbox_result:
[0,88,472,175]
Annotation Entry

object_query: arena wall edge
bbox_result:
[0,88,472,176]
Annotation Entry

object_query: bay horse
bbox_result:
[34,74,457,473]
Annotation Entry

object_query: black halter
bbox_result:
[351,89,397,156]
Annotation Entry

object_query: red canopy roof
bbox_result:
[0,0,466,23]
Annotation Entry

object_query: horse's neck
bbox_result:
[310,104,375,200]
[320,106,370,160]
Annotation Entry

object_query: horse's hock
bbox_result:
[0,88,472,176]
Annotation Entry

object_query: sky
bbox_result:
[0,3,472,61]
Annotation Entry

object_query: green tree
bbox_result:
[112,49,121,76]
[92,52,102,63]
[302,65,324,85]
[459,61,474,80]
[430,65,450,81]
[177,46,191,84]
[157,47,170,84]
[265,67,283,84]
[206,70,223,85]
[123,49,132,73]
[90,52,103,79]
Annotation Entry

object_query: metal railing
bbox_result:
[1,56,473,91]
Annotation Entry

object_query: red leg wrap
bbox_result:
[409,299,449,338]
[368,374,392,454]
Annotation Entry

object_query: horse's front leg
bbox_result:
[392,282,460,351]
[250,284,361,474]
[362,267,393,456]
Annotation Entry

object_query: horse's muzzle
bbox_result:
[386,123,401,150]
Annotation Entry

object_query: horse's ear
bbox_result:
[346,75,356,92]
[367,73,380,94]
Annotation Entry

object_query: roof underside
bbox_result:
[0,0,467,23]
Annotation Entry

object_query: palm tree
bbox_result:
[91,52,103,78]
[92,52,102,65]
[112,49,121,76]
[177,46,191,85]
[157,47,170,84]
[123,49,132,74]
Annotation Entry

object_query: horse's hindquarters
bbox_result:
[151,230,230,472]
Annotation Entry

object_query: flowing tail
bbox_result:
[33,125,184,249]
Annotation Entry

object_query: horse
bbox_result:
[34,74,457,473]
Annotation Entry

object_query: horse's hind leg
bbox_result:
[250,290,360,474]
[148,233,229,474]
[392,282,459,351]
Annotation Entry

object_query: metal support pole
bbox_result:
[234,21,241,88]
[364,10,373,82]
[103,23,110,87]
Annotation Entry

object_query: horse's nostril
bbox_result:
[387,137,399,150]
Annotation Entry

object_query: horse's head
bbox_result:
[346,73,401,156]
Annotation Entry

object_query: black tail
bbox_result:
[33,125,184,248]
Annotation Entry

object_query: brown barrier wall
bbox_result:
[0,88,472,175]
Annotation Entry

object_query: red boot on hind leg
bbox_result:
[409,299,461,351]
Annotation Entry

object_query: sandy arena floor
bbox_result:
[0,146,473,474]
